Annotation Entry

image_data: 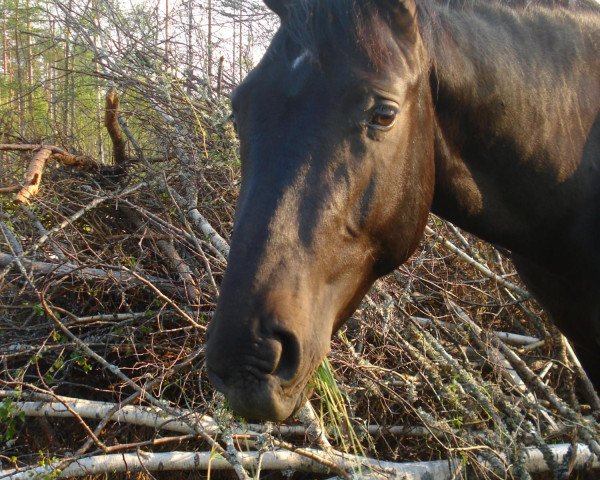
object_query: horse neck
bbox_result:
[420,1,600,258]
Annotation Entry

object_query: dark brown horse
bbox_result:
[205,0,600,421]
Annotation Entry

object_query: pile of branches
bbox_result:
[0,91,600,479]
[1,0,600,471]
[1,87,600,480]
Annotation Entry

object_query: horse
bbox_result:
[205,0,600,421]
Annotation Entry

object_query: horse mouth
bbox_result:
[207,366,309,421]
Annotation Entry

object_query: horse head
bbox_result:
[205,0,435,421]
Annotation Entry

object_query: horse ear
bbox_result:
[264,0,291,19]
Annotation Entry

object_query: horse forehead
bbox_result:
[278,49,321,98]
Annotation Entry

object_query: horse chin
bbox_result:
[209,369,306,421]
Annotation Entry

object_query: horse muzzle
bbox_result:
[205,322,310,421]
[206,366,305,421]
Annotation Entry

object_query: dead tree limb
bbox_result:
[14,147,52,205]
[0,144,101,203]
[0,144,54,152]
[410,315,541,347]
[562,337,600,413]
[123,206,202,305]
[0,252,176,292]
[0,397,452,440]
[425,225,530,299]
[2,444,598,480]
[104,88,128,165]
[0,144,100,170]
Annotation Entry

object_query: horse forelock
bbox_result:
[281,0,402,70]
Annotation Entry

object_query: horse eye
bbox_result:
[368,105,397,130]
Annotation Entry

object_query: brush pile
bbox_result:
[1,84,600,480]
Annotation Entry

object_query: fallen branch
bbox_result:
[14,146,52,204]
[425,225,530,299]
[0,450,330,479]
[0,252,176,291]
[169,186,230,259]
[123,206,202,304]
[294,401,332,448]
[1,444,598,480]
[0,144,100,170]
[410,315,541,346]
[563,337,600,413]
[0,392,452,441]
[446,299,559,431]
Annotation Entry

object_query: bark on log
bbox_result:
[51,152,98,169]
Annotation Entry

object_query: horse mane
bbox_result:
[281,0,600,69]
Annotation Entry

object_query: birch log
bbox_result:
[1,444,598,480]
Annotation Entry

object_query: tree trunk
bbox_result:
[69,16,75,144]
[1,5,8,106]
[207,0,212,87]
[93,0,104,162]
[217,55,224,98]
[164,0,169,63]
[4,1,13,107]
[49,19,57,136]
[186,0,192,93]
[232,11,236,84]
[238,4,242,82]
[14,0,26,137]
[63,1,70,142]
[26,0,32,128]
[104,89,127,165]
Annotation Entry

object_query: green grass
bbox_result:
[312,358,368,474]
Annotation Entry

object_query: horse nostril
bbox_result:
[272,329,300,381]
